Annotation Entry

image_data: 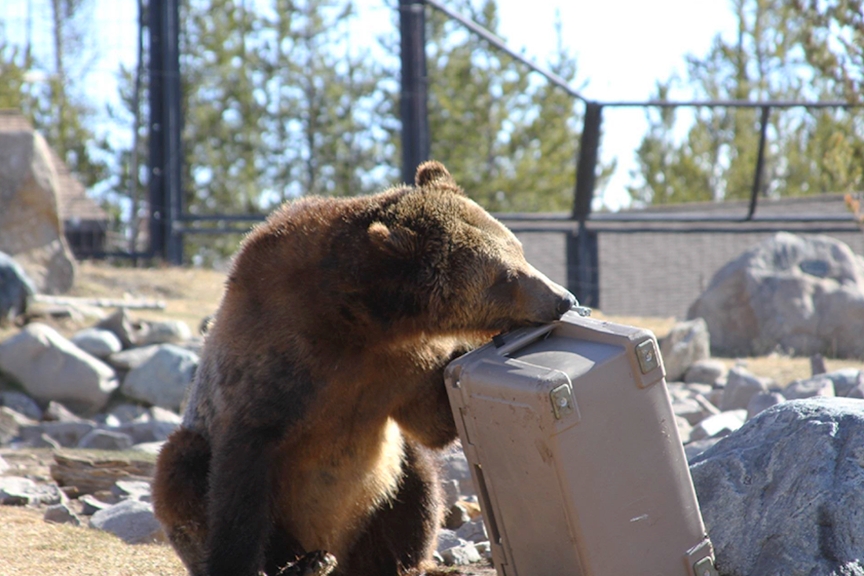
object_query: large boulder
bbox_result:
[0,120,76,293]
[690,398,864,576]
[688,232,864,358]
[0,323,118,414]
[121,345,198,412]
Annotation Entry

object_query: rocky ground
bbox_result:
[2,261,864,576]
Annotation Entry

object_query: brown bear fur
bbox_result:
[152,161,575,576]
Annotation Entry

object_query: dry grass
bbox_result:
[0,506,185,576]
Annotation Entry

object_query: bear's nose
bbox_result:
[556,292,577,316]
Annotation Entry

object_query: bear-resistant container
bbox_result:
[444,311,717,576]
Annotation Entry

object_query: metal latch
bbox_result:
[550,384,574,419]
[693,557,719,576]
[635,339,660,374]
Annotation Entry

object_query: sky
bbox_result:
[1,0,737,210]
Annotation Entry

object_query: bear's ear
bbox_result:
[368,221,417,258]
[415,160,458,189]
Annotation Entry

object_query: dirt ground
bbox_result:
[2,260,864,575]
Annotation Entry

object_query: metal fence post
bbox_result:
[399,0,430,185]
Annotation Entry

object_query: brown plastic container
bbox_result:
[444,312,717,576]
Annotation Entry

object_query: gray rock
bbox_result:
[689,232,864,358]
[109,403,150,423]
[684,358,728,386]
[106,345,161,372]
[97,309,147,349]
[20,421,96,448]
[820,368,864,398]
[689,410,747,442]
[89,499,164,544]
[684,437,722,463]
[675,415,693,444]
[440,442,474,496]
[130,441,165,455]
[44,400,87,422]
[720,367,770,411]
[137,320,192,346]
[0,476,63,506]
[0,454,8,473]
[456,518,487,543]
[117,407,181,444]
[0,250,36,323]
[0,128,76,294]
[690,398,864,576]
[659,318,711,382]
[0,390,42,420]
[70,328,123,359]
[785,376,836,400]
[0,406,37,444]
[77,429,134,451]
[79,494,112,515]
[121,344,198,412]
[440,543,482,566]
[670,390,720,426]
[44,502,81,526]
[111,480,152,502]
[746,392,786,420]
[441,479,461,509]
[436,529,468,553]
[0,323,118,414]
[28,432,61,449]
[445,502,471,530]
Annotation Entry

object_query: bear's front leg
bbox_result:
[204,423,285,576]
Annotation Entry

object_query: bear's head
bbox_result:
[364,161,576,337]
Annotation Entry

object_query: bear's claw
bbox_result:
[275,550,337,576]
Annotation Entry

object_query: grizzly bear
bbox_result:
[152,161,576,576]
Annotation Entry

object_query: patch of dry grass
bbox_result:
[0,506,185,576]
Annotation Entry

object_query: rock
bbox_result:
[669,388,720,426]
[0,406,37,444]
[109,403,150,423]
[0,126,76,294]
[436,529,468,553]
[49,451,156,496]
[77,429,134,451]
[29,432,61,449]
[683,359,728,386]
[97,309,147,349]
[821,368,864,398]
[0,476,63,506]
[784,376,836,400]
[440,442,474,496]
[440,543,481,566]
[684,437,722,463]
[117,407,181,444]
[89,499,164,544]
[689,410,747,442]
[0,323,118,414]
[79,493,112,515]
[746,392,786,420]
[456,518,487,543]
[111,480,152,502]
[20,421,95,448]
[659,318,711,382]
[137,320,192,346]
[44,502,81,526]
[121,344,198,412]
[70,328,123,359]
[688,232,864,358]
[0,454,8,473]
[130,441,165,455]
[0,251,36,323]
[445,502,471,530]
[810,353,827,376]
[720,367,771,411]
[0,390,43,420]
[44,400,87,422]
[441,478,461,509]
[690,398,864,576]
[675,415,693,443]
[105,345,160,371]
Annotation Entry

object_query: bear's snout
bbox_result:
[556,292,577,316]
